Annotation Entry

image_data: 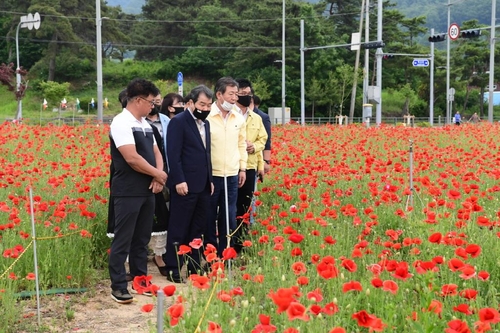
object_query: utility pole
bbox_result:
[349,0,366,123]
[488,0,496,123]
[375,0,383,125]
[96,0,104,123]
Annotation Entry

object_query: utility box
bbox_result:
[367,86,381,104]
[268,107,291,124]
[363,104,373,118]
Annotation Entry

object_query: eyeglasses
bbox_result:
[138,96,155,107]
[237,92,253,97]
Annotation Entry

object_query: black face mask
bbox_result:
[149,105,161,116]
[193,108,210,121]
[237,95,252,107]
[173,107,184,115]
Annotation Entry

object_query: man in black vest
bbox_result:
[108,78,166,304]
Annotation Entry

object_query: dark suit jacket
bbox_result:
[254,107,271,151]
[166,110,212,193]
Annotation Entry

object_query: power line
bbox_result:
[0,36,301,50]
[0,10,360,24]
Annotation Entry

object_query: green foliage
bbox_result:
[102,60,165,86]
[38,81,70,106]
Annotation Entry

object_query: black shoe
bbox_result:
[166,273,183,283]
[111,289,134,304]
[153,257,168,277]
[125,273,134,282]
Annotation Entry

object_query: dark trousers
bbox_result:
[165,186,210,275]
[109,195,154,291]
[234,169,256,250]
[206,175,238,255]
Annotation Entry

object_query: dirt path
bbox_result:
[19,259,181,333]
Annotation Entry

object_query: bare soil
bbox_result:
[16,258,181,333]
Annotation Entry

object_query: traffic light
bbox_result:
[461,29,481,38]
[363,41,385,49]
[428,34,447,43]
[383,54,395,60]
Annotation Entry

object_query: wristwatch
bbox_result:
[264,160,271,165]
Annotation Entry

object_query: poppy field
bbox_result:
[1,122,500,332]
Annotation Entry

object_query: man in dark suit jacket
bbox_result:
[164,85,214,283]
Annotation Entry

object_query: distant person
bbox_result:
[164,85,213,283]
[108,78,166,304]
[251,94,272,175]
[454,111,462,125]
[161,93,185,119]
[206,77,247,255]
[469,112,480,123]
[233,78,267,253]
[145,92,170,277]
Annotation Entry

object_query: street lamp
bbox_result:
[15,12,41,121]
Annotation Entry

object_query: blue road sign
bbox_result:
[412,59,429,67]
[177,72,183,86]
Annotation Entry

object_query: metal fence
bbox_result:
[4,115,497,126]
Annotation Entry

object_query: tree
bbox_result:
[0,62,29,118]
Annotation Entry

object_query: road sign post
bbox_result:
[412,59,429,67]
[448,23,460,41]
[177,72,183,96]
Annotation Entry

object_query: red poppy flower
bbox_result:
[453,303,473,315]
[478,308,500,323]
[296,276,309,286]
[141,304,154,312]
[177,245,192,255]
[444,319,470,333]
[290,247,302,256]
[458,265,476,280]
[382,280,398,294]
[26,273,36,280]
[163,285,176,296]
[321,302,339,315]
[371,277,383,288]
[440,284,458,296]
[428,232,442,244]
[478,270,490,281]
[217,290,232,303]
[208,321,223,333]
[132,275,153,295]
[328,328,346,333]
[306,288,323,302]
[459,289,478,300]
[342,280,362,293]
[167,303,184,326]
[190,274,210,290]
[464,244,481,258]
[288,234,304,243]
[391,262,413,280]
[222,247,237,260]
[189,238,203,249]
[351,310,386,331]
[268,287,296,313]
[447,258,465,272]
[251,314,277,333]
[341,259,357,272]
[426,300,443,316]
[286,301,310,321]
[291,262,307,275]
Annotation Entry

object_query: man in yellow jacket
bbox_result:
[232,78,268,253]
[206,77,248,255]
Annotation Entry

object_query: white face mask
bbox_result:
[221,99,234,112]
